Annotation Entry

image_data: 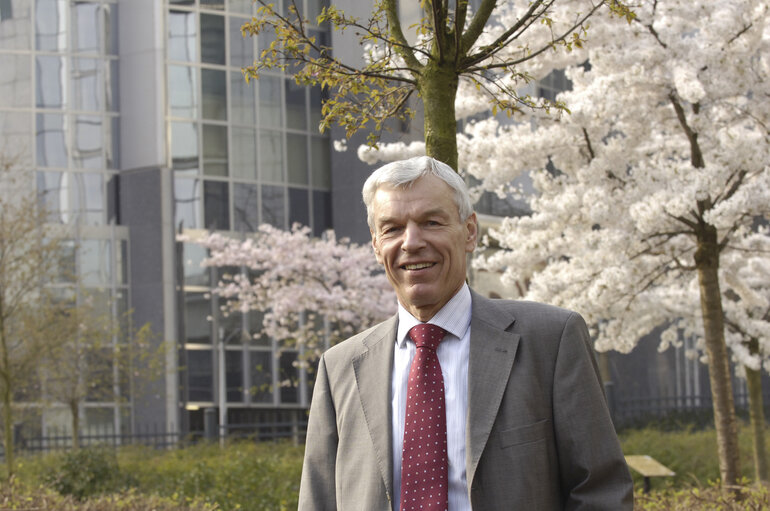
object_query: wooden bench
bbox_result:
[625,455,675,493]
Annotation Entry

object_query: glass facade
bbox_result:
[0,0,130,436]
[168,0,332,236]
[0,0,339,437]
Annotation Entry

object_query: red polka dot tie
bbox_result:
[401,323,448,511]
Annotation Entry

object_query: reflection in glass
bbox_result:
[230,71,255,125]
[259,130,283,183]
[201,68,226,120]
[311,136,331,188]
[106,116,119,169]
[312,190,331,236]
[105,3,118,55]
[0,112,31,165]
[35,55,65,108]
[183,242,209,288]
[37,170,69,223]
[73,115,103,169]
[187,349,213,402]
[229,17,253,68]
[287,133,308,185]
[226,350,243,402]
[285,78,307,130]
[0,54,32,108]
[231,127,257,180]
[168,65,198,118]
[75,171,105,225]
[233,182,259,232]
[202,124,227,176]
[204,180,229,230]
[250,350,273,403]
[174,177,203,230]
[258,74,281,127]
[201,0,225,10]
[0,0,32,51]
[35,0,66,51]
[73,58,101,111]
[200,13,225,65]
[72,1,100,54]
[168,10,197,62]
[36,113,67,167]
[80,239,111,286]
[106,59,119,111]
[171,121,198,172]
[288,187,309,228]
[261,184,285,228]
[116,240,127,285]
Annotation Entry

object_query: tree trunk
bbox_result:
[2,382,13,479]
[746,338,767,483]
[418,61,459,171]
[0,317,14,478]
[70,401,80,451]
[695,223,740,486]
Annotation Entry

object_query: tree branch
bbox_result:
[382,0,424,71]
[460,0,499,54]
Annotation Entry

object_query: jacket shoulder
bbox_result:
[321,315,397,363]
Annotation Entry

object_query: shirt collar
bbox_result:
[396,283,472,347]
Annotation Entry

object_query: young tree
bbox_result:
[185,224,395,361]
[0,161,65,477]
[468,0,770,486]
[243,0,633,170]
[38,292,161,450]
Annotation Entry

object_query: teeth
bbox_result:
[404,263,432,270]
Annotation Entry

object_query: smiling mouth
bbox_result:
[402,262,435,270]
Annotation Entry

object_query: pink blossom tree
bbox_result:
[185,224,395,362]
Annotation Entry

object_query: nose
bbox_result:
[401,222,426,252]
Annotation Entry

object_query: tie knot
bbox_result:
[408,323,446,350]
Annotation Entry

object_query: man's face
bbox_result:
[370,175,478,321]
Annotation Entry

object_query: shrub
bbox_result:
[634,482,770,510]
[0,478,214,510]
[43,446,128,500]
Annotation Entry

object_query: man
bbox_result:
[299,156,633,510]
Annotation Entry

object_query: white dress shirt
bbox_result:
[392,284,472,511]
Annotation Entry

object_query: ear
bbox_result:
[371,231,384,265]
[464,213,478,253]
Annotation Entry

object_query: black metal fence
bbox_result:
[2,416,308,458]
[609,389,770,430]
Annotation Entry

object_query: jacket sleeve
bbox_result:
[553,312,634,510]
[298,354,339,511]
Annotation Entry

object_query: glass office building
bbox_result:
[0,0,337,436]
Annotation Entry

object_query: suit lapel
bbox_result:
[466,292,520,489]
[352,314,398,504]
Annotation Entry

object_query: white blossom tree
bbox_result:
[464,0,770,486]
[184,224,396,363]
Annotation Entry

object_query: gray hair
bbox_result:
[362,156,474,230]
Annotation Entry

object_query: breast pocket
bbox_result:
[499,418,550,449]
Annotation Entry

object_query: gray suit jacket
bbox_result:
[299,291,633,510]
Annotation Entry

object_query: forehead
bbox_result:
[371,176,459,221]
